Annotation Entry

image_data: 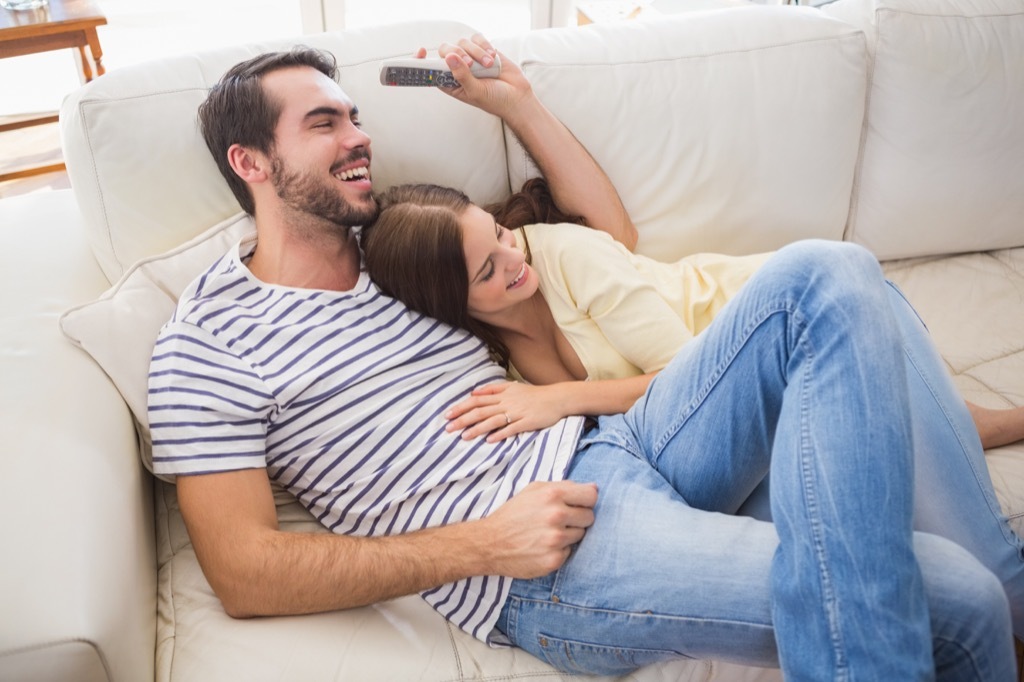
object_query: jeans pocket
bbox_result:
[535,633,684,676]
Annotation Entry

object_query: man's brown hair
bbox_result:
[198,47,339,215]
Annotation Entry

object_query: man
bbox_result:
[148,37,1014,680]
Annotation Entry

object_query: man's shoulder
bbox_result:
[174,244,250,316]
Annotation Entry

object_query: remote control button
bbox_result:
[381,65,461,87]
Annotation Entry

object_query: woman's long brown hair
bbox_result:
[484,177,585,230]
[361,178,583,367]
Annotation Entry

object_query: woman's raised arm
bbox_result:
[435,36,637,249]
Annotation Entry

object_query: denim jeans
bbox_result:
[496,241,1016,681]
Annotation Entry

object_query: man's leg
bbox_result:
[611,241,1010,679]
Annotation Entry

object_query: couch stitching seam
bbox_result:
[0,638,114,680]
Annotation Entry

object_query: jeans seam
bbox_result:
[503,595,520,643]
[551,551,572,597]
[934,635,984,680]
[889,283,1024,559]
[512,596,775,631]
[647,303,793,465]
[902,344,1020,555]
[792,308,848,679]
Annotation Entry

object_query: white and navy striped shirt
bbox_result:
[149,235,583,642]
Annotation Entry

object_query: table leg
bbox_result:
[86,28,104,78]
[77,44,94,81]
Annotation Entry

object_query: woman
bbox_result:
[362,180,1024,640]
[361,180,1024,449]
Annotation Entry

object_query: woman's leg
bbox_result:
[968,402,1024,450]
[730,282,1024,635]
[498,442,1014,681]
[885,282,1024,634]
[608,240,1013,679]
[735,400,1024,518]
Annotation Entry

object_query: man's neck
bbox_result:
[247,217,362,292]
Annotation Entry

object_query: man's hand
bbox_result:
[178,468,597,619]
[475,480,599,578]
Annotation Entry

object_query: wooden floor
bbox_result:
[0,114,71,200]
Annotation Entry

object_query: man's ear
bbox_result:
[227,144,268,183]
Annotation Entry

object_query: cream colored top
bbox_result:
[513,223,773,381]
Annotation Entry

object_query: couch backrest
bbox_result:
[824,0,1024,260]
[499,5,869,262]
[61,1,1024,284]
[60,20,512,283]
[62,8,870,281]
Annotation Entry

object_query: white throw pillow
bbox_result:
[60,212,255,482]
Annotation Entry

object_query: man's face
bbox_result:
[262,66,378,228]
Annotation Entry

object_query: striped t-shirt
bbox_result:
[148,235,583,642]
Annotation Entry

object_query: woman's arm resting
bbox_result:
[446,374,656,442]
[177,467,597,617]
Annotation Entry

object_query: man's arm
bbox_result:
[178,467,597,617]
[434,37,638,250]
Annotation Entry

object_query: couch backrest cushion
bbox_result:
[500,6,868,261]
[824,0,1024,259]
[60,21,511,283]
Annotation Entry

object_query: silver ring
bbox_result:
[504,413,511,425]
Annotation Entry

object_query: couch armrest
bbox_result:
[0,191,156,682]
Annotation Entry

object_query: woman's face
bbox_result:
[460,204,538,320]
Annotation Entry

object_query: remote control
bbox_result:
[379,56,501,88]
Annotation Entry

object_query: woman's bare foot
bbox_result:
[967,401,1024,450]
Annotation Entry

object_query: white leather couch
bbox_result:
[3,0,1023,679]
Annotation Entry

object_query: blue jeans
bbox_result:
[496,241,1016,681]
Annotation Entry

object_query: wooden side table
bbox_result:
[0,0,106,182]
[577,0,748,24]
[576,1,652,24]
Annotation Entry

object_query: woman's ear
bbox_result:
[227,143,268,183]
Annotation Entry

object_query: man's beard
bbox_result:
[270,154,379,230]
